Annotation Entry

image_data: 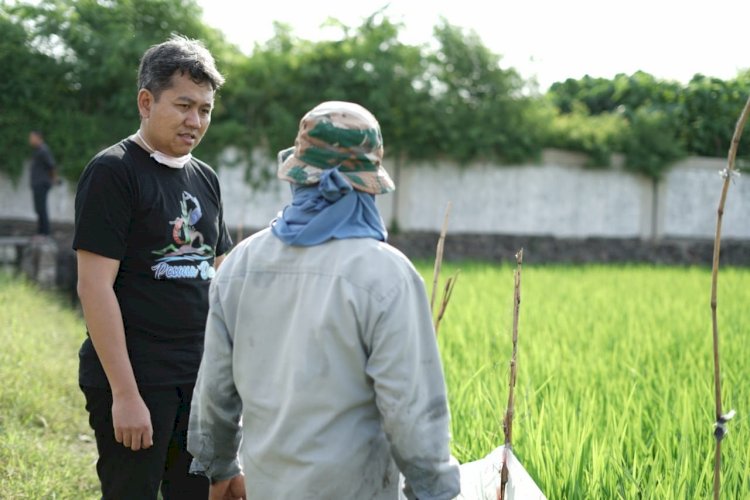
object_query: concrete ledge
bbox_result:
[20,238,58,288]
[2,220,748,280]
[0,236,33,270]
[388,232,750,266]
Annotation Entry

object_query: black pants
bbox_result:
[32,183,51,235]
[81,385,209,500]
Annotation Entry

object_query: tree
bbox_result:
[0,4,75,179]
[426,20,545,164]
[681,73,750,158]
[546,72,689,176]
[7,2,744,184]
[220,12,547,179]
[4,0,237,179]
[218,11,435,173]
[548,71,681,116]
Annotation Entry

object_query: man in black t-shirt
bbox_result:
[28,130,57,236]
[73,35,233,500]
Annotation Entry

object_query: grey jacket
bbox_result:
[188,229,460,499]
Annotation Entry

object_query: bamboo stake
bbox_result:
[431,202,452,313]
[434,271,459,336]
[499,248,523,500]
[709,94,750,500]
[430,202,459,335]
[236,191,245,243]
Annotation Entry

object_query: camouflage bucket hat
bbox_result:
[277,101,395,194]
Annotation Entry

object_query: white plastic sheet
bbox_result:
[455,446,546,500]
[398,446,545,499]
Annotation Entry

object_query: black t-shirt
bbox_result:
[73,138,233,388]
[30,144,56,187]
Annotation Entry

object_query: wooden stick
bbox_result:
[236,193,245,243]
[710,94,750,500]
[431,202,452,313]
[434,271,459,336]
[500,248,523,500]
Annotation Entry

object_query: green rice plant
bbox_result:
[0,273,99,499]
[423,262,749,498]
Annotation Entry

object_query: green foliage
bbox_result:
[548,71,683,116]
[680,72,750,158]
[545,103,628,167]
[3,0,236,181]
[3,2,749,183]
[424,21,545,164]
[219,14,434,167]
[548,71,749,176]
[0,6,76,179]
[221,14,545,172]
[623,107,686,178]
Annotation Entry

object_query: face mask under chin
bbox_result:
[135,130,192,169]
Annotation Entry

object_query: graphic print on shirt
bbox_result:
[151,191,216,280]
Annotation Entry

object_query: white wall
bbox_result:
[658,156,749,239]
[215,151,291,231]
[383,150,654,239]
[0,163,75,223]
[3,150,747,241]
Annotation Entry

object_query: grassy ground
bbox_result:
[0,273,99,499]
[2,263,748,498]
[426,262,749,498]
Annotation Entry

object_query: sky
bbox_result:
[196,0,749,91]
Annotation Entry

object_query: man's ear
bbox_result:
[137,89,154,119]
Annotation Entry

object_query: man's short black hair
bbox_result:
[138,34,225,99]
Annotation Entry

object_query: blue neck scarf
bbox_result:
[271,168,388,246]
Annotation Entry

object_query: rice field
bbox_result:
[427,262,750,498]
[1,263,748,498]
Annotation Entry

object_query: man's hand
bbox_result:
[112,391,153,451]
[209,474,246,500]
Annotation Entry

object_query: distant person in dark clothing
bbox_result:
[28,130,58,236]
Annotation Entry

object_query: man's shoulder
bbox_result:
[77,139,143,189]
[327,238,421,291]
[224,228,273,258]
[189,156,219,178]
[342,238,413,268]
[86,138,138,169]
[323,239,424,304]
[211,228,271,281]
[220,232,416,276]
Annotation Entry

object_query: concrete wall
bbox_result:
[380,150,655,239]
[0,165,75,224]
[3,149,747,240]
[658,156,749,239]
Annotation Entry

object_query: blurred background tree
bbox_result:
[1,0,231,179]
[2,0,749,183]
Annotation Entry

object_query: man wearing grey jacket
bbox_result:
[188,101,460,500]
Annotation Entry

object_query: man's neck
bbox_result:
[132,128,153,153]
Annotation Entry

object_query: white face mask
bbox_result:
[135,130,192,169]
